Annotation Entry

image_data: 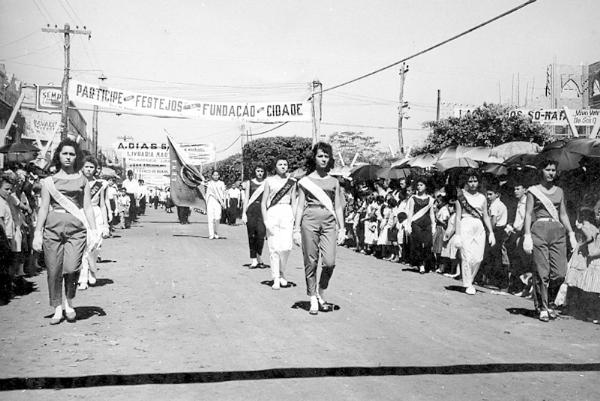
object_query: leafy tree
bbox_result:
[413,103,552,155]
[329,131,393,166]
[242,136,312,177]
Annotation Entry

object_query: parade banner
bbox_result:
[454,107,599,126]
[167,136,207,210]
[69,80,311,122]
[179,143,216,164]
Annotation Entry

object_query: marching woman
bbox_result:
[78,156,110,290]
[261,156,296,290]
[455,170,495,295]
[523,158,576,322]
[32,139,100,324]
[205,170,226,239]
[294,142,345,315]
[405,177,436,274]
[242,164,266,268]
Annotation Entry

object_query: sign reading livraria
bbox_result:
[69,80,311,122]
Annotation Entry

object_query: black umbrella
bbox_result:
[350,164,382,181]
[0,142,39,154]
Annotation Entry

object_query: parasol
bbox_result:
[349,164,382,181]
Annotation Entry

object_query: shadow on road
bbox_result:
[291,300,340,312]
[92,278,114,287]
[74,306,107,320]
[97,259,116,264]
[506,307,537,319]
[401,268,421,274]
[3,363,599,391]
[444,285,466,294]
[260,280,297,288]
[147,221,207,225]
[173,234,209,238]
[245,263,269,269]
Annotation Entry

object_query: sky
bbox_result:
[1,0,598,161]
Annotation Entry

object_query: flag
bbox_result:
[167,135,207,210]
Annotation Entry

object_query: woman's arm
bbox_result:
[260,180,270,224]
[455,200,462,237]
[523,193,534,236]
[242,182,251,216]
[334,181,344,229]
[429,198,436,234]
[32,182,51,251]
[83,182,98,231]
[559,195,574,233]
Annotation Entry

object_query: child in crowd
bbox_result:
[482,185,508,290]
[441,202,460,278]
[117,187,131,229]
[433,195,450,273]
[364,213,379,255]
[395,212,408,262]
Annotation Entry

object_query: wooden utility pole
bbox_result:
[436,89,441,122]
[311,80,322,145]
[93,73,107,158]
[397,63,409,155]
[42,23,91,141]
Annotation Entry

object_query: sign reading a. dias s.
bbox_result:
[69,80,311,122]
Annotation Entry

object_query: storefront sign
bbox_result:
[69,80,311,122]
[179,143,216,164]
[36,86,62,112]
[21,108,61,141]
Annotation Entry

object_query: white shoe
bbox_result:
[279,277,288,287]
[309,296,319,315]
[214,234,220,239]
[272,278,280,290]
[78,283,88,290]
[250,259,258,268]
[88,271,96,285]
[209,235,215,240]
[465,286,476,295]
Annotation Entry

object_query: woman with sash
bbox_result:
[294,142,345,315]
[455,170,495,295]
[242,164,266,268]
[32,140,99,324]
[405,177,436,274]
[261,156,296,290]
[523,158,576,322]
[78,156,109,290]
[205,170,226,239]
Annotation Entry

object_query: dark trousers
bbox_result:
[505,232,533,292]
[531,220,566,312]
[481,226,508,289]
[246,212,265,258]
[410,223,433,269]
[139,197,147,215]
[177,206,190,224]
[128,193,137,221]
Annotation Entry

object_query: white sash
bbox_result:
[298,177,337,224]
[246,181,265,207]
[206,181,226,205]
[43,176,100,252]
[528,185,560,221]
[410,196,433,223]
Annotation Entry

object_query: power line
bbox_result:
[216,135,240,153]
[321,0,537,94]
[0,31,37,48]
[247,122,289,137]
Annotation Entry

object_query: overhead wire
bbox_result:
[247,122,289,137]
[0,32,37,48]
[320,0,537,94]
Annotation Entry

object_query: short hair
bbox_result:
[82,155,99,169]
[1,172,15,186]
[578,207,596,225]
[412,175,431,192]
[387,198,398,208]
[127,169,134,175]
[537,157,558,170]
[271,155,289,172]
[253,163,266,177]
[51,139,84,172]
[306,142,335,173]
[138,179,144,184]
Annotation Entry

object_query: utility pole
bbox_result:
[93,73,107,158]
[42,23,91,141]
[397,63,409,156]
[311,80,322,145]
[436,89,441,122]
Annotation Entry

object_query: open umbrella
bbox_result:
[376,166,411,180]
[406,153,437,169]
[544,138,600,158]
[100,166,119,178]
[490,141,541,159]
[0,142,39,163]
[504,148,583,171]
[436,145,503,164]
[350,164,382,181]
[434,157,479,172]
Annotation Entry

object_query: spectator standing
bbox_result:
[122,170,139,222]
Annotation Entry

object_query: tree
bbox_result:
[414,103,553,155]
[242,136,312,177]
[329,131,393,166]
